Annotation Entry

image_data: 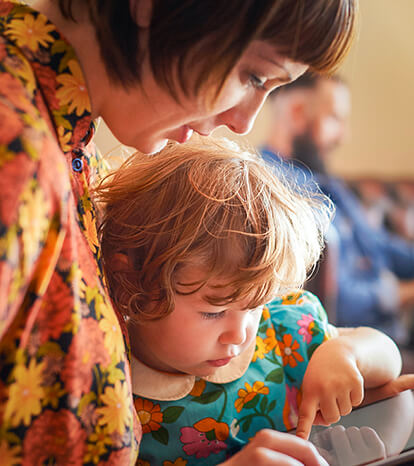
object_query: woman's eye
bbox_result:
[249,74,266,90]
[201,311,226,320]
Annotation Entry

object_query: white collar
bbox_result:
[131,339,256,401]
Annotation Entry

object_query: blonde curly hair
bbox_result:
[95,137,333,323]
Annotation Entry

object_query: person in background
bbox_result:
[0,0,358,464]
[260,73,414,355]
[349,177,394,231]
[386,180,414,242]
[96,137,402,463]
[348,177,414,242]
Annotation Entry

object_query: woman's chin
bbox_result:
[139,139,168,155]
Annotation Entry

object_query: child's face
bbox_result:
[128,265,263,377]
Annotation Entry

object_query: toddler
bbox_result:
[96,138,401,465]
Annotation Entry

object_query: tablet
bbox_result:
[308,390,414,466]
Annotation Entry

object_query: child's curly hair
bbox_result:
[95,137,333,323]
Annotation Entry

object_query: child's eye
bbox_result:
[249,74,266,90]
[201,311,226,320]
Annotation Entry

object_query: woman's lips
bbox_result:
[175,125,193,143]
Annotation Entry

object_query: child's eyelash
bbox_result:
[201,311,226,320]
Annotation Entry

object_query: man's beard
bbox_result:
[291,132,327,176]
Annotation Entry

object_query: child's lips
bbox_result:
[207,357,233,367]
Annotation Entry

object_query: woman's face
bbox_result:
[100,41,308,154]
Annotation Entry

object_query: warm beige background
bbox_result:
[96,0,414,179]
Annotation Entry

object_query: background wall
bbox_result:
[96,0,414,179]
[319,0,414,179]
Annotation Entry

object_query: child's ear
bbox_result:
[129,0,153,28]
[109,252,131,272]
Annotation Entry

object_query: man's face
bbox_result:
[306,80,351,160]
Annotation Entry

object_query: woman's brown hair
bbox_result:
[58,0,358,95]
[95,137,333,323]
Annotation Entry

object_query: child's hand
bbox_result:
[296,337,365,440]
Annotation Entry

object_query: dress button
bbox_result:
[72,157,83,172]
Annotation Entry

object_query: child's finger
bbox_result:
[296,399,318,440]
[313,410,329,425]
[337,392,353,416]
[319,396,340,425]
[350,383,364,406]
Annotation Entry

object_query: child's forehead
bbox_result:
[176,264,232,295]
[175,264,257,309]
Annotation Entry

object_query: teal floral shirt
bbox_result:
[132,291,334,466]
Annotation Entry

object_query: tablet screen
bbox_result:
[308,390,414,466]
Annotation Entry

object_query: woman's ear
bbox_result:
[129,0,153,28]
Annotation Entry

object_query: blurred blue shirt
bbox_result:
[260,146,414,343]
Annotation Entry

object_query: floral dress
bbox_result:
[133,291,334,466]
[0,2,140,464]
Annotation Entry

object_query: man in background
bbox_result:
[261,73,414,351]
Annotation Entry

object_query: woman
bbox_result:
[0,0,357,464]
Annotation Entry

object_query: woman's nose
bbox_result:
[219,93,267,135]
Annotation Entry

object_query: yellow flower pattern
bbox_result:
[97,380,132,435]
[264,327,281,356]
[19,180,49,274]
[7,13,54,51]
[98,299,125,360]
[43,382,66,409]
[262,305,270,320]
[84,425,111,464]
[57,124,72,152]
[252,335,268,362]
[0,440,21,466]
[234,381,269,413]
[56,59,91,116]
[4,358,45,426]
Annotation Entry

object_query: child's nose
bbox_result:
[219,321,247,346]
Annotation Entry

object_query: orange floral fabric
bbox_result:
[0,2,140,464]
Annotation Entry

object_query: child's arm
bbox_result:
[362,373,414,406]
[295,326,402,440]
